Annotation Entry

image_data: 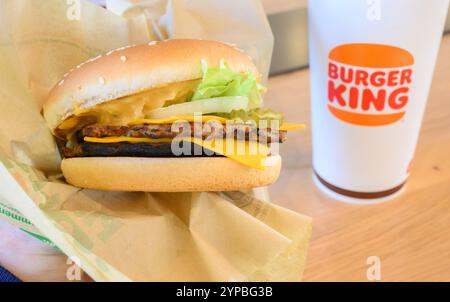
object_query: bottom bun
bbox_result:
[61,156,281,192]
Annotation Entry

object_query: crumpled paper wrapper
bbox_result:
[0,0,312,281]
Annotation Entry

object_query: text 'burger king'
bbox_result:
[327,43,414,126]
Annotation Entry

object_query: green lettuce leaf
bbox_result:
[191,60,264,109]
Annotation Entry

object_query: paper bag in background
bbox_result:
[106,0,273,79]
[0,0,312,281]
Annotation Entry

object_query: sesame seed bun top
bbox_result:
[43,39,259,132]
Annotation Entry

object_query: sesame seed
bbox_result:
[58,79,65,86]
[99,76,105,84]
[120,56,127,62]
[148,41,157,46]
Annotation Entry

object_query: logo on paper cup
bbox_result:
[327,43,414,126]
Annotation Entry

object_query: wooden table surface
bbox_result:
[266,34,450,281]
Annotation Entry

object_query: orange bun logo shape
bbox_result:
[328,43,414,126]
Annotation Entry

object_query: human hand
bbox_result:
[0,219,92,282]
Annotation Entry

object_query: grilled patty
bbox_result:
[62,122,286,158]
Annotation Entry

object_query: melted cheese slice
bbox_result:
[82,118,304,169]
[84,137,173,144]
[128,116,305,131]
[84,136,269,170]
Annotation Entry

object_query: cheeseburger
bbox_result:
[43,39,303,192]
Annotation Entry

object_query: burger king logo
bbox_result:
[328,43,414,126]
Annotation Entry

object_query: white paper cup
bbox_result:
[309,0,450,202]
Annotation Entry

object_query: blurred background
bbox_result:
[91,0,450,75]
